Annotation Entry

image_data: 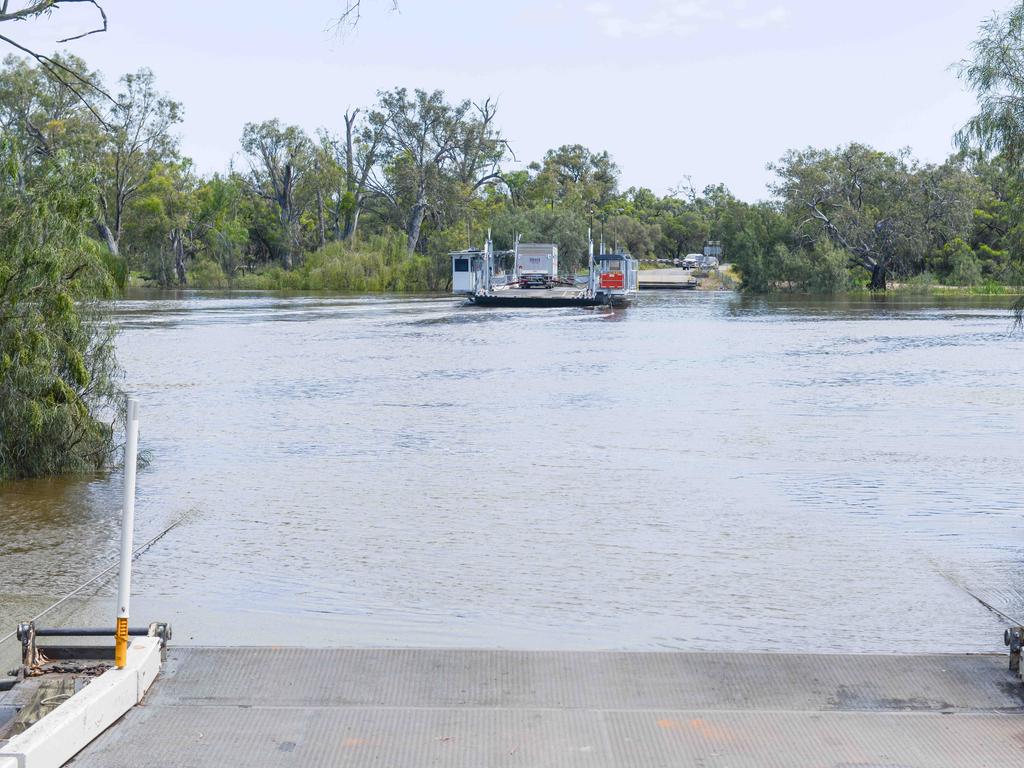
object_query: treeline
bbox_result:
[3,52,1023,296]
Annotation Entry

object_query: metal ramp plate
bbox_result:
[70,648,1024,767]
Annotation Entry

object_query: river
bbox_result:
[1,291,1022,661]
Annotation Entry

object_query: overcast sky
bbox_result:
[12,0,1013,200]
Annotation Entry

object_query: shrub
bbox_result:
[188,258,229,289]
[0,142,122,479]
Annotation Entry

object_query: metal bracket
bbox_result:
[1004,627,1024,674]
[146,621,172,644]
[14,620,172,675]
[17,622,38,672]
[148,621,172,661]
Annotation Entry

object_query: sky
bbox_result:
[10,0,1015,201]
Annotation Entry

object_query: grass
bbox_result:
[185,237,446,293]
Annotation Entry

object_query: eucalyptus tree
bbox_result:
[957,3,1024,321]
[656,210,709,260]
[120,159,197,286]
[0,1,110,115]
[367,88,507,253]
[316,109,383,243]
[343,108,384,240]
[957,3,1024,162]
[0,53,101,173]
[189,174,250,277]
[95,69,182,259]
[605,215,660,257]
[529,144,619,210]
[769,144,975,290]
[240,120,313,270]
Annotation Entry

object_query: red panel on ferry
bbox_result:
[600,273,625,289]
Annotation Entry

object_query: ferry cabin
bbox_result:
[594,252,638,306]
[451,250,485,295]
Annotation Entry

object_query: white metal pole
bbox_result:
[588,228,595,295]
[115,397,139,668]
[485,231,492,293]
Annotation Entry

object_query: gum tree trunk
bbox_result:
[406,197,427,254]
[170,228,187,286]
[96,219,119,257]
[869,263,886,291]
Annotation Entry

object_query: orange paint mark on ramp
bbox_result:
[656,717,732,741]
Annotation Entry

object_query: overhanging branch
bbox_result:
[55,0,107,42]
[0,1,114,118]
[329,0,399,32]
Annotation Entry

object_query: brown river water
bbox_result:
[1,291,1022,662]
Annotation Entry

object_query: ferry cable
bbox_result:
[935,565,1024,627]
[0,515,189,647]
[959,587,1024,627]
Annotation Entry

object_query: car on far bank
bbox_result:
[682,255,700,270]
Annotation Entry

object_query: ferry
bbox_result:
[450,232,638,308]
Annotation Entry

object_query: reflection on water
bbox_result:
[1,290,1022,654]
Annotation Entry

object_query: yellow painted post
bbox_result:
[116,398,140,669]
[114,617,129,668]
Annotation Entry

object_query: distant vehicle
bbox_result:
[700,255,720,269]
[682,254,700,269]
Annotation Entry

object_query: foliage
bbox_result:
[240,119,312,270]
[187,233,438,293]
[769,144,977,290]
[365,88,507,253]
[957,3,1024,161]
[4,40,1024,307]
[944,238,983,286]
[0,141,121,479]
[95,68,183,259]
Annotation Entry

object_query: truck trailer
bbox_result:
[515,243,558,288]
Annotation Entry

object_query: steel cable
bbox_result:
[0,515,189,647]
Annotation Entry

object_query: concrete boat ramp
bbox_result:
[63,647,1024,766]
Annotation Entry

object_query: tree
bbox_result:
[0,138,120,479]
[0,53,101,166]
[318,109,382,242]
[189,174,250,278]
[656,209,708,260]
[95,68,182,259]
[718,200,790,292]
[770,144,975,290]
[240,119,312,270]
[120,159,195,286]
[958,6,1024,320]
[771,145,902,289]
[529,144,619,210]
[0,2,110,119]
[605,214,660,257]
[957,3,1024,161]
[367,88,506,253]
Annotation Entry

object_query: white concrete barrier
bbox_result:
[0,637,161,768]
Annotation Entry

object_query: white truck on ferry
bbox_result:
[514,242,558,289]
